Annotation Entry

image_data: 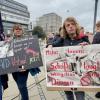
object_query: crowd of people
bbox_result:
[0,16,100,100]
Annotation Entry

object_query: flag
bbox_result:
[0,11,5,41]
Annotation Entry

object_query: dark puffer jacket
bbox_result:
[63,36,89,46]
[46,35,64,47]
[92,32,100,44]
[51,35,89,47]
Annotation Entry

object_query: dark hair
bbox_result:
[80,27,84,30]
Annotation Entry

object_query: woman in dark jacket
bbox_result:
[12,24,40,100]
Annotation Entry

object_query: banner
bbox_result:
[0,36,43,75]
[44,44,100,91]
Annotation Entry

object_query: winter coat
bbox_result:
[52,35,89,47]
[46,35,64,47]
[92,32,100,44]
[63,36,89,46]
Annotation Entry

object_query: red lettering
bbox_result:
[48,62,70,72]
[51,78,74,86]
[46,50,58,55]
[66,48,84,54]
[84,62,97,70]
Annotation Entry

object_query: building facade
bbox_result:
[0,0,30,34]
[36,13,62,34]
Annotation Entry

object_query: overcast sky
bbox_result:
[15,0,100,32]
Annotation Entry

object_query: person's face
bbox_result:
[48,33,54,38]
[13,27,23,37]
[64,21,76,35]
[96,26,100,32]
[80,28,84,33]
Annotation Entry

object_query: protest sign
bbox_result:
[44,44,100,91]
[0,36,43,75]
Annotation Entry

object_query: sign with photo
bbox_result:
[0,36,43,75]
[44,44,100,91]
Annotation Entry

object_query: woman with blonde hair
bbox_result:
[12,24,40,100]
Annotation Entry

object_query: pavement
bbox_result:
[3,67,65,100]
[2,67,100,100]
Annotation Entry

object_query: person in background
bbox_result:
[12,24,40,100]
[46,27,64,47]
[51,27,64,47]
[46,32,55,46]
[79,27,85,37]
[86,32,93,43]
[77,26,89,43]
[92,21,100,99]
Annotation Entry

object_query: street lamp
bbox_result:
[93,0,98,34]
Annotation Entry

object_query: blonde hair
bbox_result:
[12,24,23,32]
[62,17,80,38]
[12,24,24,37]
